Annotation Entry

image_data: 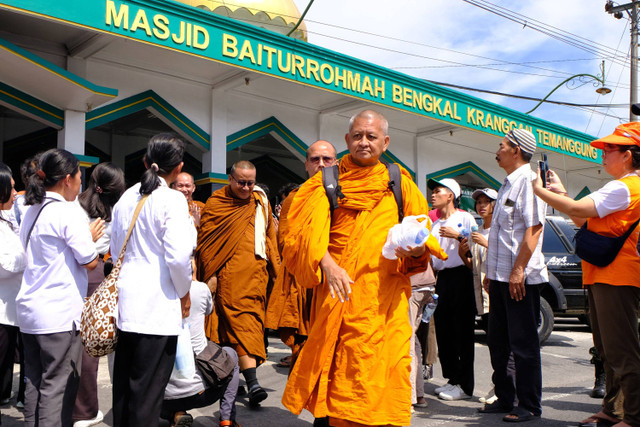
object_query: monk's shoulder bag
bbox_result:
[195,341,236,388]
[322,161,404,222]
[574,218,640,267]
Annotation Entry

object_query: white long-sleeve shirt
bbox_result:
[17,192,97,334]
[110,178,196,336]
[0,219,25,326]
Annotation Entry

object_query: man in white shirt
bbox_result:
[162,273,241,427]
[428,177,477,401]
[481,128,547,422]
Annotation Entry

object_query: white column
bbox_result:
[203,88,227,175]
[57,110,86,154]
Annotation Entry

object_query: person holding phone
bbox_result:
[533,122,640,427]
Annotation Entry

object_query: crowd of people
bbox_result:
[0,109,638,427]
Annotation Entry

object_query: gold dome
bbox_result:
[180,0,308,41]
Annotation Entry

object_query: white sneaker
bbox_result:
[73,410,104,427]
[439,385,472,401]
[478,386,496,403]
[434,383,455,395]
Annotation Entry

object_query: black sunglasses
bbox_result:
[230,175,255,188]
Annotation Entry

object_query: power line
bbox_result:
[428,80,628,108]
[462,0,633,70]
[203,0,632,82]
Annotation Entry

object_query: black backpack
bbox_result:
[322,161,404,222]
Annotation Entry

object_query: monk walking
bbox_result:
[281,110,445,426]
[195,161,279,407]
[265,140,338,369]
[172,172,204,226]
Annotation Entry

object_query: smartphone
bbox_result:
[538,153,548,188]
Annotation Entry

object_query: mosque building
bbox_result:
[0,0,605,207]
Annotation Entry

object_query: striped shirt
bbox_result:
[486,164,548,285]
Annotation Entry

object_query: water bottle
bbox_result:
[421,294,439,323]
[459,224,472,258]
[413,227,430,246]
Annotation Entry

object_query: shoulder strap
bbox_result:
[385,162,404,222]
[25,199,58,246]
[322,165,343,218]
[322,162,404,222]
[114,194,150,263]
[622,218,640,240]
[583,217,640,242]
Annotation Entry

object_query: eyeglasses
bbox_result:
[308,156,336,164]
[602,146,627,156]
[230,175,255,188]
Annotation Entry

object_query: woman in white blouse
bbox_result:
[0,162,25,425]
[17,149,99,427]
[110,133,195,426]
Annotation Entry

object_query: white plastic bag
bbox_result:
[172,322,195,380]
[381,215,431,260]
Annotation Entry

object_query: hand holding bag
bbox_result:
[80,195,149,357]
[574,218,640,267]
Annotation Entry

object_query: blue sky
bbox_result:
[291,0,632,138]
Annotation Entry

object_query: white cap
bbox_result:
[472,188,498,201]
[427,178,461,199]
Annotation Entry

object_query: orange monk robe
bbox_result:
[195,186,279,362]
[281,155,446,426]
[265,188,311,346]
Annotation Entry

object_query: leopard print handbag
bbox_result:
[80,195,149,357]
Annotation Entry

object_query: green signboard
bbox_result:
[0,0,603,164]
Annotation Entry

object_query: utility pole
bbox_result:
[606,0,639,121]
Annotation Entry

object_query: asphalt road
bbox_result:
[0,318,600,426]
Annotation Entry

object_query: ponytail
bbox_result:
[140,133,185,195]
[25,149,79,205]
[79,162,125,221]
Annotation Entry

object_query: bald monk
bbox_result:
[173,172,204,227]
[265,140,338,369]
[281,110,446,427]
[195,161,279,407]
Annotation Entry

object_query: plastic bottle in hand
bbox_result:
[381,216,431,259]
[421,294,439,323]
[459,224,473,258]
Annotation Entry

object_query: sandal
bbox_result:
[478,401,512,414]
[503,407,539,423]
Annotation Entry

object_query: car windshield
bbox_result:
[552,218,578,250]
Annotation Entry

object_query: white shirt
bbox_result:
[164,280,213,400]
[0,219,25,326]
[587,173,635,218]
[486,164,548,285]
[17,192,97,334]
[110,179,196,336]
[431,210,477,271]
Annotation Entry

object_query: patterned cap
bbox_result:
[505,129,537,155]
